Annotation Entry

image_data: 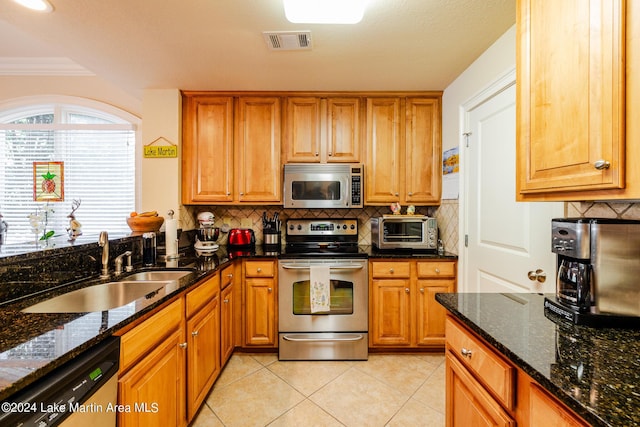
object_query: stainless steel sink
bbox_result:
[118,271,193,282]
[22,281,173,313]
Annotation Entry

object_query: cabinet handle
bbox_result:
[594,160,611,170]
[179,342,188,349]
[394,192,399,196]
[240,192,244,196]
[461,348,473,358]
[435,268,440,274]
[257,267,262,273]
[389,268,394,274]
[192,330,199,337]
[227,273,233,278]
[405,287,410,293]
[226,192,231,196]
[315,152,319,156]
[223,298,229,303]
[408,192,413,196]
[420,288,424,293]
[328,151,333,156]
[268,287,273,292]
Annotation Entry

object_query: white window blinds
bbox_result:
[0,103,136,244]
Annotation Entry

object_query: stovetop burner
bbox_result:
[284,218,363,257]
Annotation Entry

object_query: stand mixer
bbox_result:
[194,212,220,254]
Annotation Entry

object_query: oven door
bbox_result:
[278,259,368,360]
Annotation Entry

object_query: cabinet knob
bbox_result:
[315,152,319,156]
[405,287,410,293]
[394,192,399,196]
[223,298,229,303]
[408,192,413,196]
[179,342,188,349]
[257,267,262,273]
[389,268,394,273]
[226,191,231,195]
[420,288,424,293]
[192,330,199,337]
[594,160,611,170]
[227,273,233,278]
[435,268,440,274]
[268,287,273,292]
[461,348,473,358]
[240,192,244,196]
[328,152,333,156]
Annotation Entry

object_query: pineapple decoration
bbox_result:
[33,162,64,202]
[41,171,57,194]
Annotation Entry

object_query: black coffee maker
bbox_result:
[545,218,640,327]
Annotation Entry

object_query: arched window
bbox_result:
[0,97,138,245]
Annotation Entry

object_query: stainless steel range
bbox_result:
[278,218,368,360]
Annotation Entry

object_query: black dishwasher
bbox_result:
[0,336,120,426]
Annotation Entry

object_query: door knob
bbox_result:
[527,269,546,283]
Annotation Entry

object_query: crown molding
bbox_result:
[0,57,94,76]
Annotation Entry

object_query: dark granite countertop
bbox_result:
[436,292,640,427]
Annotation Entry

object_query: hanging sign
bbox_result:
[144,137,177,158]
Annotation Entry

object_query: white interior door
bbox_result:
[462,71,563,294]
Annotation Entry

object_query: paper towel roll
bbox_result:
[165,218,178,256]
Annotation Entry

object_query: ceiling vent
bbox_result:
[263,31,312,51]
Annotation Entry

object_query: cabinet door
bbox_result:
[326,97,361,163]
[365,97,402,204]
[182,95,234,203]
[415,279,454,347]
[446,353,515,427]
[284,97,322,163]
[187,296,220,421]
[235,97,282,203]
[528,382,588,427]
[118,328,187,427]
[405,97,441,204]
[220,283,234,365]
[244,278,277,347]
[517,0,625,195]
[370,278,412,346]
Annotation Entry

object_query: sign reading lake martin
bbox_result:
[144,137,177,158]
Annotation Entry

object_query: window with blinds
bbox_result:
[0,102,137,245]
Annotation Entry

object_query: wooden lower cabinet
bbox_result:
[118,275,224,426]
[445,315,589,427]
[220,264,235,365]
[243,260,277,348]
[370,259,456,349]
[118,299,187,427]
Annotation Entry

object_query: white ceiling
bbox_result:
[0,0,515,99]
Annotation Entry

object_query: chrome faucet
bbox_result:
[98,231,109,278]
[114,251,133,276]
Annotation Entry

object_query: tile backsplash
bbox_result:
[180,204,459,254]
[566,201,640,219]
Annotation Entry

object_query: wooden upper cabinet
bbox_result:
[284,96,361,163]
[516,0,628,199]
[235,97,282,203]
[182,96,234,204]
[365,96,442,205]
[365,97,402,203]
[405,97,442,204]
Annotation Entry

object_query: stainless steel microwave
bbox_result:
[283,163,363,209]
[371,216,438,250]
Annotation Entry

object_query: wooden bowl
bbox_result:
[126,215,164,232]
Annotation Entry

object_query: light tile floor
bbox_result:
[191,352,446,427]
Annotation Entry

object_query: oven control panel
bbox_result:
[286,219,358,236]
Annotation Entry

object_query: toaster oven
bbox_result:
[371,216,438,250]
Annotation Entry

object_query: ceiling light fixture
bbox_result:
[283,0,367,24]
[12,0,53,12]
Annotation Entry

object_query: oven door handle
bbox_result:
[280,264,364,271]
[281,334,365,342]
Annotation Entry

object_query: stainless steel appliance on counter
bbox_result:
[0,337,120,426]
[371,215,438,250]
[544,218,640,327]
[278,218,368,360]
[283,163,363,208]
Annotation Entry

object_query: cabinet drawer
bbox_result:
[446,317,515,410]
[371,261,411,278]
[245,260,275,277]
[417,261,455,278]
[186,275,220,318]
[220,264,234,289]
[120,298,184,372]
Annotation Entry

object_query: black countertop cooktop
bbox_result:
[436,292,640,427]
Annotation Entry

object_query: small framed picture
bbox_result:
[33,161,64,202]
